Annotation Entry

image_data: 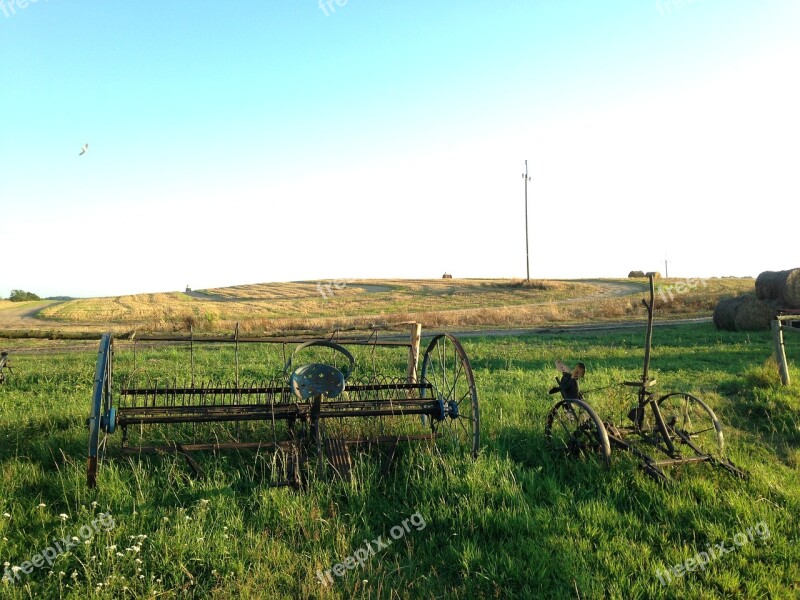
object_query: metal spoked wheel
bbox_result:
[545,399,611,465]
[657,393,724,458]
[420,334,480,458]
[88,334,114,489]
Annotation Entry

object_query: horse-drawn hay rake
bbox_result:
[87,324,479,489]
[544,275,747,483]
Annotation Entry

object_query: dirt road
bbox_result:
[0,300,64,329]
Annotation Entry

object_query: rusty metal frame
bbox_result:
[546,275,747,482]
[87,323,480,489]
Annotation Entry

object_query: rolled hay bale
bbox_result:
[755,269,800,308]
[713,294,773,331]
[628,270,645,278]
[645,271,662,279]
[734,295,773,331]
[713,296,739,330]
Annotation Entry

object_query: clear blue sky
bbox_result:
[1,0,798,297]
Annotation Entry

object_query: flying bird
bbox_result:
[79,143,88,156]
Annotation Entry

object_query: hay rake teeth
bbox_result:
[87,324,480,489]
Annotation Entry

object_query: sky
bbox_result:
[1,0,798,298]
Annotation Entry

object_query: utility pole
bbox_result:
[522,160,531,282]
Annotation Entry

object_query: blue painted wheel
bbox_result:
[420,334,480,458]
[88,334,113,489]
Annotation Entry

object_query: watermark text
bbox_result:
[655,521,770,585]
[317,279,350,300]
[3,513,115,586]
[316,511,426,585]
[318,0,348,17]
[0,0,49,19]
[657,277,707,304]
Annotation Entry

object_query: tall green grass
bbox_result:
[0,323,798,598]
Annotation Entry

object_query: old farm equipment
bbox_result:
[544,275,746,482]
[87,324,479,489]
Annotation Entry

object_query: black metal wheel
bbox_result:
[88,334,114,489]
[545,399,611,465]
[420,334,480,458]
[657,393,724,458]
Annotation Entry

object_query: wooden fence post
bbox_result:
[407,322,422,384]
[772,319,791,386]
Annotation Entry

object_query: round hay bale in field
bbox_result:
[645,271,662,279]
[713,294,772,331]
[628,270,645,278]
[755,269,800,308]
[713,296,740,331]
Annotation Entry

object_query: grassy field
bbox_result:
[1,320,799,598]
[8,277,756,334]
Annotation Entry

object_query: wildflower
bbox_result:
[200,499,210,505]
[107,545,117,551]
[59,514,69,521]
[11,566,21,574]
[71,570,78,581]
[91,501,98,508]
[2,513,10,518]
[162,517,169,522]
[71,536,79,542]
[116,552,124,557]
[134,559,142,565]
[37,503,46,508]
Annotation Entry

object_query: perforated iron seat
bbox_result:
[286,341,355,400]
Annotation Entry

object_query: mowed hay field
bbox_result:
[23,277,756,334]
[1,323,799,598]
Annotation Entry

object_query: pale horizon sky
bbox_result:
[1,1,798,298]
